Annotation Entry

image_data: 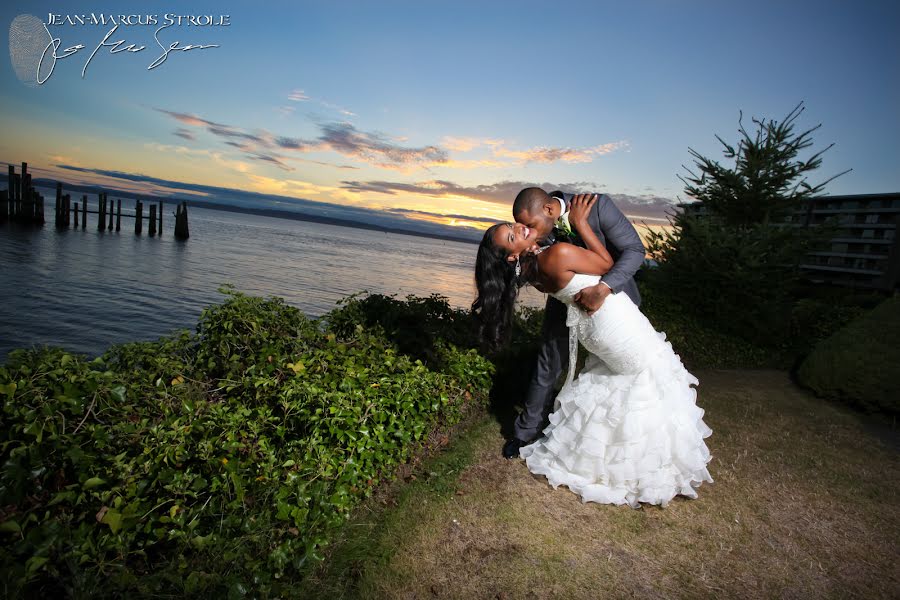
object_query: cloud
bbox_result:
[385,207,502,226]
[607,193,681,222]
[341,179,679,222]
[287,88,355,116]
[441,136,485,152]
[155,109,212,127]
[247,153,294,171]
[273,136,311,151]
[316,122,448,167]
[155,107,447,169]
[319,100,356,117]
[491,140,628,164]
[341,179,590,205]
[154,106,625,174]
[173,128,195,141]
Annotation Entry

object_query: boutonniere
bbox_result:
[555,212,576,238]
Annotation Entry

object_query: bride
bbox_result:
[473,195,713,508]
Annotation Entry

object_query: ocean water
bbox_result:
[0,204,545,361]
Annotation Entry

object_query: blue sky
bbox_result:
[1,0,897,240]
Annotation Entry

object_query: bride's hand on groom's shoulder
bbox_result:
[568,194,598,227]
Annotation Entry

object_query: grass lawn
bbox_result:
[299,370,899,599]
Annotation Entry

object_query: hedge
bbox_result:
[0,286,493,597]
[797,296,900,416]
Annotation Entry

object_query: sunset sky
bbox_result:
[1,0,898,240]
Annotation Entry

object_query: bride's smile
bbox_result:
[492,222,538,258]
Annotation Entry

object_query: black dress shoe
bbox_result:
[502,438,527,459]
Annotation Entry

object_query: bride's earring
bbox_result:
[514,257,521,278]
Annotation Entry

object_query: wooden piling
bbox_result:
[135,201,143,234]
[23,172,32,220]
[97,193,105,231]
[6,166,13,219]
[10,172,17,217]
[82,196,87,229]
[73,201,79,227]
[21,163,28,218]
[115,199,121,231]
[1,189,7,222]
[107,197,113,230]
[149,204,157,236]
[184,201,190,239]
[158,200,162,235]
[56,182,63,225]
[178,201,190,239]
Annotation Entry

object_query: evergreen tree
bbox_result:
[680,102,848,227]
[644,103,848,349]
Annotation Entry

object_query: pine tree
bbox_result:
[644,103,849,349]
[680,102,849,227]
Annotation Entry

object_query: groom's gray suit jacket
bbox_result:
[513,191,645,443]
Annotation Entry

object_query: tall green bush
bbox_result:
[645,103,846,348]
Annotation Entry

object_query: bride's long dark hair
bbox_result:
[472,223,539,352]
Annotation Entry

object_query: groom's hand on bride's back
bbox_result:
[574,283,612,315]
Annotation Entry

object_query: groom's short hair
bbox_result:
[513,187,550,218]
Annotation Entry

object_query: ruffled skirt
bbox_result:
[519,333,713,508]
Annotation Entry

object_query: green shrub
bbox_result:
[326,292,477,369]
[644,217,816,350]
[325,291,545,424]
[637,275,776,369]
[797,296,900,416]
[789,298,866,357]
[0,287,493,597]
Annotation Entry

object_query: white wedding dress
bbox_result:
[519,274,713,508]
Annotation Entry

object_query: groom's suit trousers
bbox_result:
[513,192,645,443]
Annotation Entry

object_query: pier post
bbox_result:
[158,200,162,235]
[98,193,105,231]
[149,204,157,236]
[63,194,70,227]
[74,201,79,227]
[11,173,19,219]
[174,201,190,239]
[107,197,113,230]
[0,190,7,222]
[135,201,143,234]
[39,193,45,225]
[22,169,32,222]
[116,199,121,231]
[82,196,87,229]
[14,175,21,219]
[21,162,28,220]
[6,166,13,219]
[57,182,63,226]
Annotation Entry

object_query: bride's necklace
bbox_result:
[532,244,551,255]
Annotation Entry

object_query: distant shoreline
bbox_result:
[3,174,482,246]
[173,200,481,245]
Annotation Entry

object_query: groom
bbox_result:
[503,187,646,458]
